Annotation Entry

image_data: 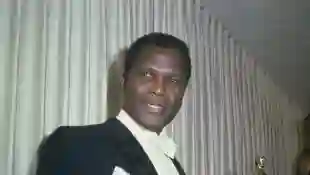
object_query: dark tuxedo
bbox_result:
[36,118,185,175]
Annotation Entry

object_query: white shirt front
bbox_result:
[115,110,180,175]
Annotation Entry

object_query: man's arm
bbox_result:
[36,127,68,175]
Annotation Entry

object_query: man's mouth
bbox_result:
[147,104,164,113]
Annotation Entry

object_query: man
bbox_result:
[36,32,191,175]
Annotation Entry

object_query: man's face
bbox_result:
[123,46,189,133]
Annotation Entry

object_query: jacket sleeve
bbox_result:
[36,127,69,175]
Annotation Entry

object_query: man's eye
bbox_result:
[143,71,152,77]
[171,77,180,83]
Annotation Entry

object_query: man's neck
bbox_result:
[121,108,163,135]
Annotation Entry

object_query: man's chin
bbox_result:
[137,111,168,132]
[141,120,165,133]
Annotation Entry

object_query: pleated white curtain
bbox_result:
[0,0,304,175]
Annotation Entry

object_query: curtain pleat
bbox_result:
[0,1,304,175]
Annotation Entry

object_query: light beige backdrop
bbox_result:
[0,0,304,174]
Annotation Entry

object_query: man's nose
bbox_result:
[151,77,165,96]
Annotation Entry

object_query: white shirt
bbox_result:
[114,110,180,175]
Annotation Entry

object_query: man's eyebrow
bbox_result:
[147,67,182,74]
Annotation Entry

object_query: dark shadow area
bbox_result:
[295,149,310,175]
[106,48,127,118]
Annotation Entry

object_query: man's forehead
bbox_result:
[137,46,181,60]
[138,49,183,65]
[138,57,184,74]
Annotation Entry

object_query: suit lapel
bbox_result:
[104,119,158,175]
[171,158,186,175]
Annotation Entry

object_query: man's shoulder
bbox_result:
[36,119,125,174]
[38,118,125,159]
[50,118,122,142]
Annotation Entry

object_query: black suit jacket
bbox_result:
[36,118,186,175]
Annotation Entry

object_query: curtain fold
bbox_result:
[0,1,304,175]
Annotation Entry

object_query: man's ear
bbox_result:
[118,47,127,87]
[182,80,191,100]
[120,75,125,87]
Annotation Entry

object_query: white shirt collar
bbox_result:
[116,109,177,158]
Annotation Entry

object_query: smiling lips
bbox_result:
[147,104,164,114]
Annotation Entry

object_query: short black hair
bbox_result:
[124,32,191,81]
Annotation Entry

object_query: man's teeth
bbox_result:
[147,104,162,109]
